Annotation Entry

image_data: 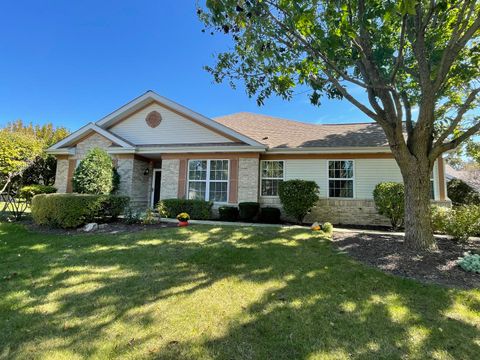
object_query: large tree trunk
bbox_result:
[402,162,436,250]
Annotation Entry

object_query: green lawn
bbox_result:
[0,224,479,359]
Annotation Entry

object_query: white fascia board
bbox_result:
[45,148,76,155]
[265,146,392,154]
[134,145,266,155]
[48,123,134,150]
[95,91,266,148]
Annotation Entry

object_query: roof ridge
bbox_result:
[215,112,377,127]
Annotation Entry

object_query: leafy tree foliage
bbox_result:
[72,148,117,195]
[2,120,70,185]
[0,130,43,194]
[200,0,480,250]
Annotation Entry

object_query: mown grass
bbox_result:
[0,223,479,359]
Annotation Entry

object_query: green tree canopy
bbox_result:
[200,0,480,250]
[0,130,43,193]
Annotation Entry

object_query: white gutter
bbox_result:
[265,146,391,154]
[106,145,267,155]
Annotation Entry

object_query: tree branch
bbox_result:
[434,88,480,147]
[431,118,480,160]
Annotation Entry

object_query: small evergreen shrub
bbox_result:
[238,202,260,221]
[218,206,239,221]
[72,148,118,195]
[322,222,334,234]
[278,180,319,224]
[259,207,281,224]
[458,252,480,273]
[19,184,57,202]
[31,193,129,228]
[373,182,405,229]
[158,199,212,220]
[447,179,480,206]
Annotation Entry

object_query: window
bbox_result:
[261,160,284,196]
[187,160,229,202]
[328,160,354,198]
[430,172,435,200]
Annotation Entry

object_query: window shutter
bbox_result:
[177,159,187,198]
[228,158,238,203]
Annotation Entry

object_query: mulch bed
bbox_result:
[332,232,480,289]
[26,221,178,236]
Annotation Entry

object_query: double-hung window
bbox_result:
[187,160,229,202]
[261,160,284,196]
[328,160,354,198]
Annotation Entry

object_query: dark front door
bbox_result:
[152,170,161,207]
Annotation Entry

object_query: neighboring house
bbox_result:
[445,163,480,192]
[47,91,449,226]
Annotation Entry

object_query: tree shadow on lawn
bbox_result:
[0,224,479,359]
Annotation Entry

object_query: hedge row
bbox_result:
[31,193,129,228]
[19,184,57,202]
[158,199,213,220]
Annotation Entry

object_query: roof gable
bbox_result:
[96,91,265,147]
[48,123,134,151]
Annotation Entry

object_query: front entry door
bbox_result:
[152,170,161,207]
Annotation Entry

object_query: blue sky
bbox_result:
[0,1,373,131]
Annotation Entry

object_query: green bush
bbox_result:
[373,182,405,229]
[431,205,451,233]
[259,207,281,224]
[322,222,334,234]
[19,184,57,202]
[158,199,212,220]
[31,193,129,228]
[218,206,239,221]
[72,148,118,195]
[431,205,480,242]
[238,202,260,221]
[447,179,480,206]
[458,252,480,273]
[278,180,319,223]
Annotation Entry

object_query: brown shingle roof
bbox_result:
[214,112,389,149]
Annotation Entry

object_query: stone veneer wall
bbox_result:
[238,157,259,202]
[160,159,180,200]
[72,133,112,159]
[261,197,452,226]
[54,158,69,193]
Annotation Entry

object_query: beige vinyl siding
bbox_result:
[260,158,440,201]
[109,103,233,145]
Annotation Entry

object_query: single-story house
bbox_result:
[47,90,449,226]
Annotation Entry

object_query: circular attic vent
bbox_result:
[146,111,162,128]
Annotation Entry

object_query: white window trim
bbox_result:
[260,160,285,198]
[327,159,356,199]
[187,159,230,203]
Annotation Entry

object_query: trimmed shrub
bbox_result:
[158,199,212,220]
[31,193,129,228]
[19,184,57,202]
[458,252,480,273]
[218,206,239,221]
[259,207,281,224]
[373,182,405,230]
[278,180,319,224]
[238,202,260,221]
[431,205,480,242]
[72,148,118,195]
[447,179,480,206]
